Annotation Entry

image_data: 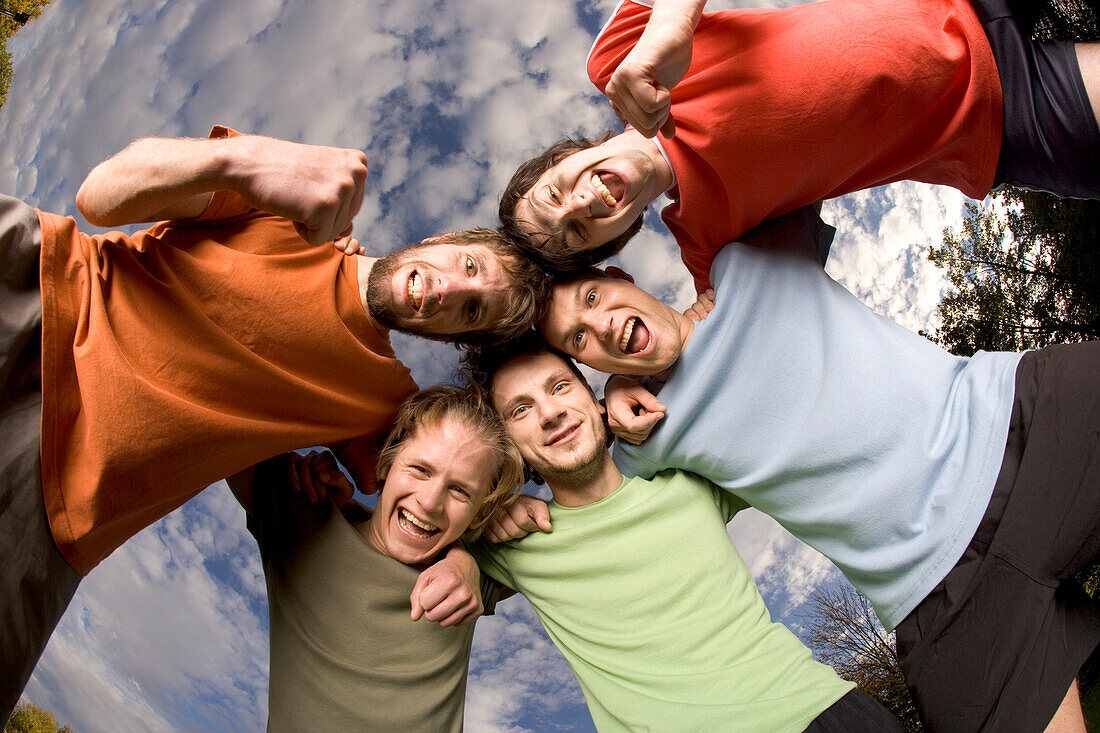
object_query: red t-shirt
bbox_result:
[588,0,1003,292]
[38,127,417,573]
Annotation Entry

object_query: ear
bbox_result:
[603,266,634,284]
[376,460,391,484]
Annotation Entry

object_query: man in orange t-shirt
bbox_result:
[0,126,549,719]
[500,0,1100,293]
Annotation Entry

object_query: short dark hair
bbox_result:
[420,228,554,347]
[498,135,645,270]
[459,331,594,486]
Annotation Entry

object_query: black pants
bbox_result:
[0,195,81,723]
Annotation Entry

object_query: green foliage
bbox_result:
[926,189,1100,356]
[4,701,72,733]
[0,0,51,111]
[803,583,924,732]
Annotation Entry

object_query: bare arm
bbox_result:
[604,0,706,138]
[76,132,368,247]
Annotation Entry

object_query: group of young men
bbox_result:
[3,0,1099,730]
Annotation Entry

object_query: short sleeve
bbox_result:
[704,478,750,523]
[247,453,328,562]
[739,205,835,266]
[468,539,518,592]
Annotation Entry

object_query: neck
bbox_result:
[621,128,675,192]
[546,451,624,508]
[356,254,379,314]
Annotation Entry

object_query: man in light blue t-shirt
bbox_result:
[536,206,1100,732]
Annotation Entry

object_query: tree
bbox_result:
[925,188,1100,356]
[0,0,51,111]
[802,583,924,732]
[4,701,71,733]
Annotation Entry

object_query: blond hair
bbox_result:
[376,384,524,536]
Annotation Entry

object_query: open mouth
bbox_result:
[398,507,439,539]
[593,171,624,207]
[407,271,423,312]
[619,316,651,354]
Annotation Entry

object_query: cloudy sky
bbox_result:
[2,0,975,730]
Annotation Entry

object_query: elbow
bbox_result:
[75,173,112,227]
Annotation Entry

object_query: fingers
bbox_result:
[659,113,677,140]
[482,495,552,543]
[607,71,672,138]
[333,236,361,256]
[482,512,531,544]
[287,451,353,505]
[410,568,483,627]
[525,497,553,533]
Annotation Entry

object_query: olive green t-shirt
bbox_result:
[473,469,853,732]
[249,460,477,732]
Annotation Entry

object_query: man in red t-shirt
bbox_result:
[500,0,1100,293]
[0,126,549,720]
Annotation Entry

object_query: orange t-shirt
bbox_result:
[588,0,1003,292]
[38,141,416,573]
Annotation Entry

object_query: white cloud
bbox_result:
[3,0,978,729]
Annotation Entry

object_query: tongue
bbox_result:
[598,172,626,204]
[626,320,650,354]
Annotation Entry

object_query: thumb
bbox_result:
[410,577,428,620]
[659,113,676,140]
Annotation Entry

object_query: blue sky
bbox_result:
[2,0,976,730]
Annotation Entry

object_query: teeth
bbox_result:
[619,316,636,352]
[592,173,618,206]
[399,508,437,537]
[408,272,422,310]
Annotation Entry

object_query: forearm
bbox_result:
[639,0,705,61]
[76,135,238,226]
[648,0,705,32]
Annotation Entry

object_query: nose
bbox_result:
[536,395,567,430]
[433,273,478,304]
[584,311,613,343]
[417,480,446,513]
[564,190,591,216]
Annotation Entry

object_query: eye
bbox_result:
[465,299,480,324]
[572,329,585,351]
[552,380,570,393]
[545,184,561,204]
[409,464,429,477]
[571,222,588,243]
[511,404,529,420]
[465,255,475,275]
[586,289,597,307]
[449,485,471,500]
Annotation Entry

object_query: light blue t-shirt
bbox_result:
[613,207,1021,629]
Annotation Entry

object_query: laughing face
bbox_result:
[366,416,495,566]
[513,132,672,254]
[539,275,693,376]
[490,351,608,486]
[366,241,514,336]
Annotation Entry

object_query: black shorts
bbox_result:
[0,194,81,720]
[971,0,1100,199]
[803,689,905,732]
[895,342,1100,733]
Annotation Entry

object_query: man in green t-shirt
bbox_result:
[466,335,902,732]
[227,385,524,731]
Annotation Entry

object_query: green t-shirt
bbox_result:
[473,469,853,732]
[248,456,478,732]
